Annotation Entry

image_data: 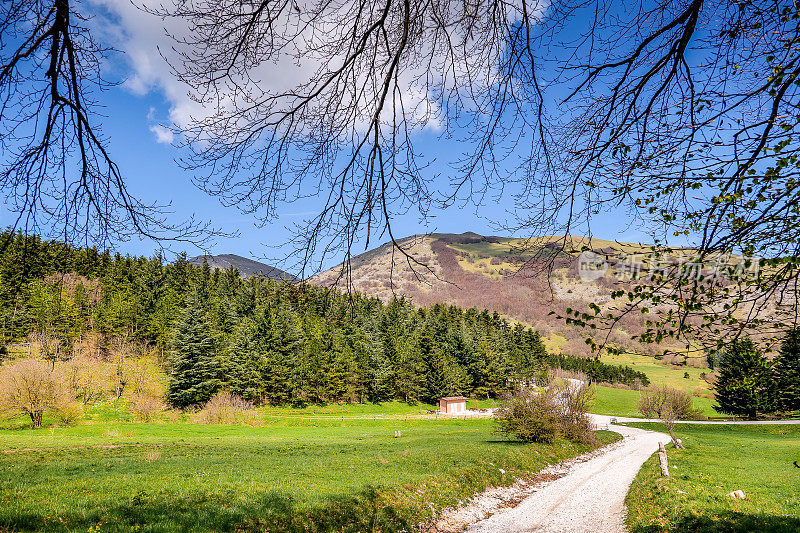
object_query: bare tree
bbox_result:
[144,0,800,348]
[0,357,66,427]
[0,0,215,253]
[638,385,700,447]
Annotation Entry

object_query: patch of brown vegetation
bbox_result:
[308,234,718,358]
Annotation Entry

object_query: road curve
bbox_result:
[466,424,670,533]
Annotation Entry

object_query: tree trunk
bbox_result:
[664,419,685,448]
[29,410,43,428]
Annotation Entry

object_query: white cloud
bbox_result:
[94,0,546,136]
[149,124,174,144]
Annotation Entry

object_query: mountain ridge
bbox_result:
[189,253,297,281]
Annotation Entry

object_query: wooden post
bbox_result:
[658,442,669,477]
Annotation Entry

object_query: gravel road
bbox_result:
[465,424,670,533]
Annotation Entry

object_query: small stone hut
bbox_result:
[439,396,467,415]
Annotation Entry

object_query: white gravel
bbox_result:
[463,424,670,533]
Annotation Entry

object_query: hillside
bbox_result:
[310,232,705,361]
[189,254,297,281]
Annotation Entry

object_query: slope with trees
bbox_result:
[0,231,650,408]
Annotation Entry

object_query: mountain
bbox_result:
[189,254,297,281]
[309,232,708,360]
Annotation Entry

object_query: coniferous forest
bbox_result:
[0,231,648,407]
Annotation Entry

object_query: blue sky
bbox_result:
[1,1,654,275]
[95,87,532,267]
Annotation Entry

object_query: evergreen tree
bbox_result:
[774,328,800,413]
[395,341,426,403]
[167,291,223,407]
[715,338,778,419]
[227,319,266,403]
[258,304,301,405]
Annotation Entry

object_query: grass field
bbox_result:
[0,399,505,430]
[601,352,711,394]
[590,386,719,418]
[255,398,500,418]
[0,417,617,532]
[624,423,800,532]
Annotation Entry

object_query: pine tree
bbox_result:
[774,328,800,413]
[255,303,301,405]
[418,324,445,403]
[167,291,223,408]
[714,338,778,419]
[227,319,266,403]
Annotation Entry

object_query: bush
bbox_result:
[638,385,702,447]
[125,357,168,398]
[130,393,166,422]
[556,380,597,445]
[495,387,559,443]
[193,392,256,425]
[0,358,68,428]
[53,400,83,426]
[495,381,596,445]
[60,356,112,405]
[639,385,700,420]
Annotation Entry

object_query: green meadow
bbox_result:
[590,386,719,418]
[600,352,712,393]
[625,423,800,532]
[0,417,617,532]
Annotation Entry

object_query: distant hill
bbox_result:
[189,254,297,281]
[308,232,717,361]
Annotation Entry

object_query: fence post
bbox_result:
[658,442,669,477]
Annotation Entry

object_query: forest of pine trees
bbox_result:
[0,231,649,407]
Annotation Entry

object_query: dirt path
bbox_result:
[463,424,670,533]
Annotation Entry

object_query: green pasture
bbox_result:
[625,423,800,532]
[590,385,719,418]
[602,352,712,394]
[0,418,617,532]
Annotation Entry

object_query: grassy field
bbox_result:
[255,398,500,418]
[0,417,617,532]
[601,352,711,394]
[590,386,719,418]
[624,423,800,532]
[0,399,505,430]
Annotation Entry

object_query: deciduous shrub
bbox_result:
[194,392,256,425]
[638,385,703,447]
[61,356,112,405]
[639,385,701,420]
[495,381,596,445]
[495,387,559,443]
[130,393,166,422]
[0,358,68,428]
[53,400,83,426]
